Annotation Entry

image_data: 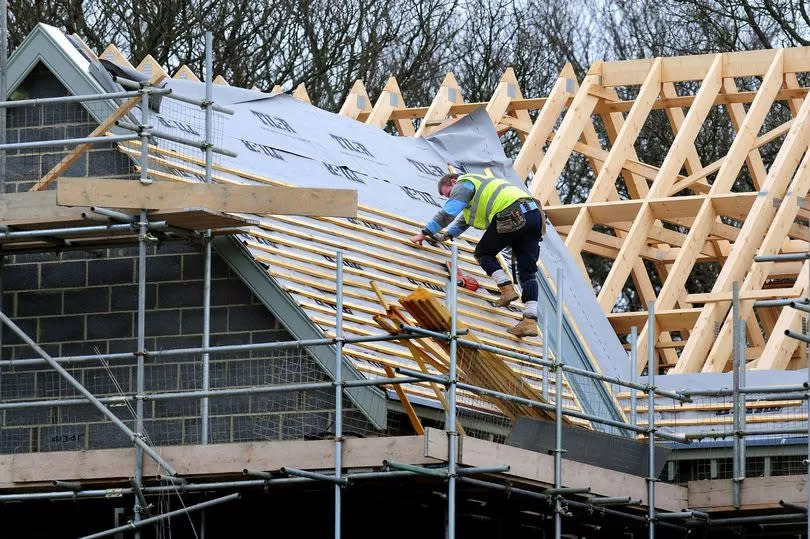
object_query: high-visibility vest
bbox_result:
[460,174,529,230]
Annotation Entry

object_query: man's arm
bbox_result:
[446,216,470,238]
[422,182,474,236]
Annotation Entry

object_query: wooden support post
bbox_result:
[30,91,151,192]
[366,77,414,135]
[529,62,604,205]
[338,80,373,119]
[415,73,463,137]
[513,64,574,181]
[563,58,663,271]
[673,61,810,373]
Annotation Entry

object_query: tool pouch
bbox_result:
[495,200,527,234]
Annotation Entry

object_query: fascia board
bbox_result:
[7,23,118,125]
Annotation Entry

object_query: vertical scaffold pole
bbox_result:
[0,0,6,198]
[542,308,550,400]
[133,76,152,536]
[554,268,564,539]
[630,326,638,427]
[0,0,6,365]
[134,212,147,537]
[806,226,810,539]
[203,31,214,186]
[647,301,655,539]
[200,30,214,539]
[201,31,214,446]
[334,251,344,539]
[739,298,746,492]
[731,282,742,509]
[447,245,459,539]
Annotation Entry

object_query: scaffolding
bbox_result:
[0,31,809,539]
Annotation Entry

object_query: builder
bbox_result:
[410,173,543,337]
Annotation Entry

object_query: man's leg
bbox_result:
[507,210,543,337]
[474,223,518,307]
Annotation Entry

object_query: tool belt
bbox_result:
[495,199,528,233]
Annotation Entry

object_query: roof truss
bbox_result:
[103,42,810,376]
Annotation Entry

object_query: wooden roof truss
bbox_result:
[106,44,810,378]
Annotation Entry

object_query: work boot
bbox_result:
[493,282,519,307]
[508,315,539,338]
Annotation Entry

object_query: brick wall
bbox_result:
[0,243,377,453]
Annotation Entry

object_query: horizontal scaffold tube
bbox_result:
[0,88,171,108]
[80,493,240,539]
[0,375,427,411]
[0,332,427,367]
[455,380,687,442]
[0,133,137,151]
[456,336,690,402]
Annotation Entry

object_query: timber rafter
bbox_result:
[107,42,810,377]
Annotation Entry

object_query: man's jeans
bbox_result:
[474,208,542,304]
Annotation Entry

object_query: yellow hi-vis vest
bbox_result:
[460,174,529,230]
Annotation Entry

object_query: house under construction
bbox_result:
[0,22,809,538]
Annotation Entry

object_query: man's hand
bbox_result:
[410,232,427,245]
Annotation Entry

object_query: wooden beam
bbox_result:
[689,475,808,511]
[415,73,463,137]
[513,65,573,180]
[563,58,662,268]
[607,308,702,334]
[446,433,688,512]
[29,96,144,192]
[722,77,770,190]
[686,287,801,304]
[338,80,373,120]
[0,191,86,227]
[56,178,358,217]
[597,87,809,114]
[674,62,810,373]
[604,54,724,369]
[529,66,603,204]
[6,435,436,485]
[598,46,810,86]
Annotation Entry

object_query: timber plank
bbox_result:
[56,178,358,217]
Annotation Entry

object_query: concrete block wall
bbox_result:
[0,61,379,455]
[0,242,377,454]
[4,62,133,194]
